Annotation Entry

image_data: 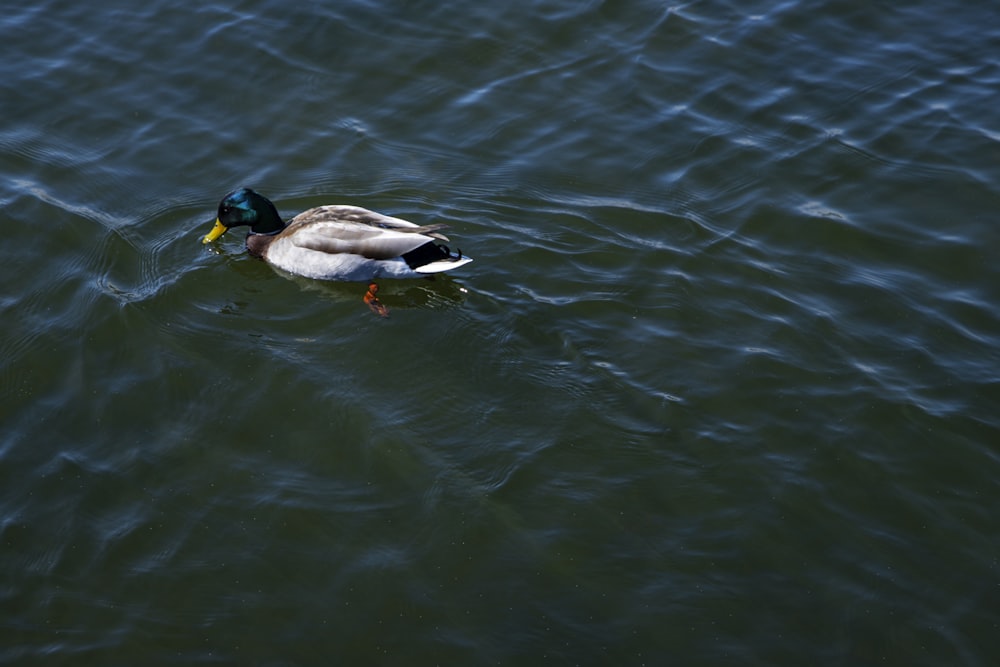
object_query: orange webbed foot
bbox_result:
[363,282,389,318]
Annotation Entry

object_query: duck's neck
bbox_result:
[249,196,286,235]
[243,195,285,258]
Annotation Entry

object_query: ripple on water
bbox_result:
[2,0,1000,663]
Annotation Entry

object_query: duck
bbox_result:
[202,188,473,283]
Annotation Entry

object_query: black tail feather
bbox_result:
[402,241,451,270]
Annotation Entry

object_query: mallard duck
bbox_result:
[202,188,473,282]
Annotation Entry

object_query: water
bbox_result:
[2,0,999,664]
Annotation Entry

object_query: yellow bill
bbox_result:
[202,219,229,244]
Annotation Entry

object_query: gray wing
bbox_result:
[290,205,450,240]
[288,220,437,260]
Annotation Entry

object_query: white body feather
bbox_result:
[260,205,472,281]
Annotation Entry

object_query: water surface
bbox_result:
[2,0,999,664]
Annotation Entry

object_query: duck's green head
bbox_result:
[202,188,284,243]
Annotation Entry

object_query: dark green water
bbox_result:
[2,0,999,664]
